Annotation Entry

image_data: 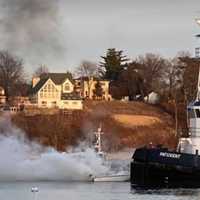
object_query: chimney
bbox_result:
[32,77,40,88]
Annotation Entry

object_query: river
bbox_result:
[0,182,200,200]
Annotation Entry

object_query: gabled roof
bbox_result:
[41,73,74,85]
[31,77,49,94]
[31,73,74,94]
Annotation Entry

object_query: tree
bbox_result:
[93,80,103,100]
[76,60,99,98]
[109,64,144,100]
[33,65,49,77]
[0,51,25,100]
[180,56,200,102]
[137,53,166,94]
[163,57,185,100]
[76,60,98,78]
[100,48,129,81]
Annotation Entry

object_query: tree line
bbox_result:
[76,48,198,105]
[0,49,199,106]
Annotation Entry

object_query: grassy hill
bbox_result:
[12,100,177,152]
[84,101,176,150]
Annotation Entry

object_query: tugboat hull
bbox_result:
[131,147,200,188]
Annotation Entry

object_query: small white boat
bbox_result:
[93,126,130,183]
[94,175,129,182]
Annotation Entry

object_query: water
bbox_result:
[0,114,200,200]
[0,182,200,200]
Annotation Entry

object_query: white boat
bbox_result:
[93,125,130,182]
[94,174,129,182]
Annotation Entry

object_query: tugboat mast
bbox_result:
[195,18,200,101]
[196,66,200,101]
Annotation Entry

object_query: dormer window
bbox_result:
[64,83,70,91]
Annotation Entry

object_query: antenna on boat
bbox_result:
[196,67,200,101]
[195,18,200,101]
[31,186,39,200]
[94,123,104,157]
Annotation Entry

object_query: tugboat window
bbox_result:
[188,109,196,118]
[196,109,200,118]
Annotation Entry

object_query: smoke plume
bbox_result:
[0,114,109,181]
[0,0,66,69]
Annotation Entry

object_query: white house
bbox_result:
[30,73,83,110]
[144,92,160,105]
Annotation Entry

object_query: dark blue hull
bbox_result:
[131,147,200,188]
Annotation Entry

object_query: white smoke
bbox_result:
[0,114,109,182]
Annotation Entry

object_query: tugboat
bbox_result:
[131,26,200,188]
[131,70,200,188]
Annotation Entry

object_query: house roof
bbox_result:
[41,73,74,85]
[31,73,74,94]
[75,76,109,82]
[31,77,49,94]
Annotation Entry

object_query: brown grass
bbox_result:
[112,114,162,127]
[11,100,177,152]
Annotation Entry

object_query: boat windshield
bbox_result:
[196,109,200,118]
[188,108,196,118]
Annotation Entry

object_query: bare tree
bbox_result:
[0,51,24,100]
[164,57,185,100]
[33,65,49,77]
[75,60,99,98]
[137,53,166,94]
[76,60,98,78]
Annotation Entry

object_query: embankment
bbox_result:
[11,101,176,152]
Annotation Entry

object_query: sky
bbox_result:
[0,0,200,75]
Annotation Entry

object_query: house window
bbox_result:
[40,82,59,99]
[64,83,70,91]
[51,101,57,107]
[72,101,78,105]
[64,102,69,104]
[42,101,47,107]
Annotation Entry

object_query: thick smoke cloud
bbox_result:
[0,114,109,181]
[0,0,66,70]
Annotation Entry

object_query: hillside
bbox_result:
[11,100,176,152]
[84,101,176,150]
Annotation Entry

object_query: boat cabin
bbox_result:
[178,100,200,154]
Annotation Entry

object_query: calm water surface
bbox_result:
[0,182,200,200]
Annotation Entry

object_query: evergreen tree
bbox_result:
[100,48,128,81]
